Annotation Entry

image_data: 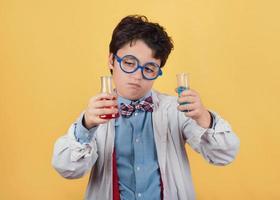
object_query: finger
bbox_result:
[177,96,196,104]
[184,109,199,118]
[177,103,196,112]
[93,99,118,109]
[92,93,117,102]
[181,89,198,97]
[85,112,111,125]
[94,108,119,116]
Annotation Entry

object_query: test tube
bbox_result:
[99,76,119,119]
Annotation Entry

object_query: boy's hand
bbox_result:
[84,93,119,129]
[177,89,211,128]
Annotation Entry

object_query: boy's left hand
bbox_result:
[177,89,211,129]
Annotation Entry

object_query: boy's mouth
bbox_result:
[127,83,141,88]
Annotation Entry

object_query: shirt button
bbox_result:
[135,138,139,143]
[136,166,140,171]
[138,193,142,197]
[135,112,138,116]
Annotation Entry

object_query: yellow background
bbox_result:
[1,0,280,199]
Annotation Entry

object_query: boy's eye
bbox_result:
[122,58,137,68]
[144,67,154,73]
[144,63,159,74]
[124,61,134,66]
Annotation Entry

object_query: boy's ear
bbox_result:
[108,53,114,70]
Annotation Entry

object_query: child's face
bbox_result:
[109,40,161,100]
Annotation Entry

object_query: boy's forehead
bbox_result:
[117,40,160,64]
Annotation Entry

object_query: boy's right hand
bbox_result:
[83,93,118,129]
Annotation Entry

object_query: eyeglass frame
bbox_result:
[113,54,163,80]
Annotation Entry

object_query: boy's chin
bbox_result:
[126,94,144,101]
[119,91,146,101]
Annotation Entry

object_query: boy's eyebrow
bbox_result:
[123,54,160,64]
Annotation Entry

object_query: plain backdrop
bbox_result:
[1,0,280,199]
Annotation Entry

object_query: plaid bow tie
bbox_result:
[120,96,154,117]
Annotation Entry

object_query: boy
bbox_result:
[52,15,240,200]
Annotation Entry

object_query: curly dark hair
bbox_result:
[109,15,173,73]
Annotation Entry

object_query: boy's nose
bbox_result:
[132,67,143,79]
